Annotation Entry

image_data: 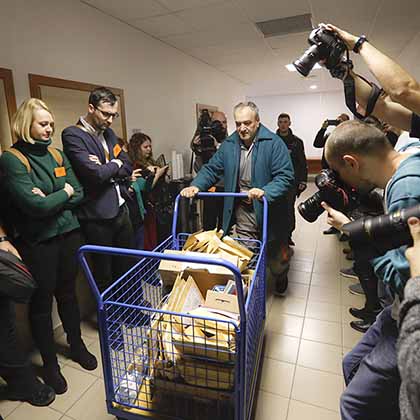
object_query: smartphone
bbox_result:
[327,119,340,126]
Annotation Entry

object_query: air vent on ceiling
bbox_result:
[256,13,313,38]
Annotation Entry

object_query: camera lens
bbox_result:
[298,191,325,222]
[293,45,321,77]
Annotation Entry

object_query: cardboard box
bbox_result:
[205,290,239,314]
[158,250,240,295]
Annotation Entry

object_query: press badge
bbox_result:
[113,144,122,157]
[54,167,66,177]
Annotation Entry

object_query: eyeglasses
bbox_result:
[94,106,120,120]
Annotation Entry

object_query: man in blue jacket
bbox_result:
[62,87,134,293]
[181,101,294,294]
[321,119,420,420]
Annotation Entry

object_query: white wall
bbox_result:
[247,91,351,158]
[0,0,245,329]
[0,0,245,164]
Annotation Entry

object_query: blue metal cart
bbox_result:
[78,192,268,420]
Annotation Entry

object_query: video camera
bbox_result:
[342,204,420,253]
[195,109,226,164]
[298,169,359,222]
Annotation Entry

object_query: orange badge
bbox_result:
[113,144,122,157]
[54,167,66,177]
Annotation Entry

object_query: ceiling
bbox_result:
[80,0,420,96]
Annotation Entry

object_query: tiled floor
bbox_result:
[0,183,365,420]
[255,183,365,419]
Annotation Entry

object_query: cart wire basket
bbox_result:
[78,192,268,420]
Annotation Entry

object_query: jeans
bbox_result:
[341,306,401,420]
[80,204,135,293]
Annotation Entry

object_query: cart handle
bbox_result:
[77,245,247,324]
[172,192,268,245]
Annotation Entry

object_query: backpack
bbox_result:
[4,147,63,172]
[0,249,37,303]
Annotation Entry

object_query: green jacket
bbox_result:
[192,124,294,241]
[0,139,83,244]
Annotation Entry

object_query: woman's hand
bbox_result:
[63,183,74,198]
[130,168,143,182]
[32,187,46,198]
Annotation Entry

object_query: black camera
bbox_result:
[298,169,359,222]
[342,204,420,253]
[195,109,226,163]
[293,27,347,77]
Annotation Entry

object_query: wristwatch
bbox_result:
[353,35,368,53]
[0,236,10,243]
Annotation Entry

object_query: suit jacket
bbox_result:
[62,125,132,220]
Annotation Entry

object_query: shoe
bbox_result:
[323,227,339,235]
[340,267,358,280]
[339,233,349,242]
[348,283,364,296]
[342,247,352,254]
[43,365,68,395]
[70,341,98,371]
[274,276,288,297]
[6,378,55,407]
[349,307,381,321]
[350,319,373,333]
[346,251,355,261]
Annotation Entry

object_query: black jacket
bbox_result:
[62,125,132,220]
[277,129,307,185]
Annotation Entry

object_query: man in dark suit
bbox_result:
[62,87,134,293]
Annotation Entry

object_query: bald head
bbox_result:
[325,120,392,166]
[212,111,227,131]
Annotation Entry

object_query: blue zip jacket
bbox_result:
[191,124,294,242]
[373,150,420,294]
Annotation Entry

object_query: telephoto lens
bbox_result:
[342,204,420,252]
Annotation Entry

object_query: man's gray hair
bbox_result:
[234,101,260,120]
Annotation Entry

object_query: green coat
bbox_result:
[192,124,294,242]
[0,140,83,244]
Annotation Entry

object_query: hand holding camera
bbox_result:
[321,201,351,231]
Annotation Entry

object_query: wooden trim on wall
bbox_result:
[28,74,128,140]
[307,158,322,174]
[0,67,17,129]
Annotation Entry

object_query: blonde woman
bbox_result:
[0,99,97,395]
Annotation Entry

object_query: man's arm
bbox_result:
[352,71,413,131]
[62,131,122,184]
[295,137,308,184]
[313,126,328,148]
[262,139,294,202]
[191,142,226,192]
[326,24,420,115]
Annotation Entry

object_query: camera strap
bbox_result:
[343,72,383,120]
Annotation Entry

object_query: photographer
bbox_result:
[191,110,228,231]
[399,217,420,420]
[322,24,420,142]
[182,102,294,295]
[276,113,307,245]
[313,113,349,235]
[320,120,420,420]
